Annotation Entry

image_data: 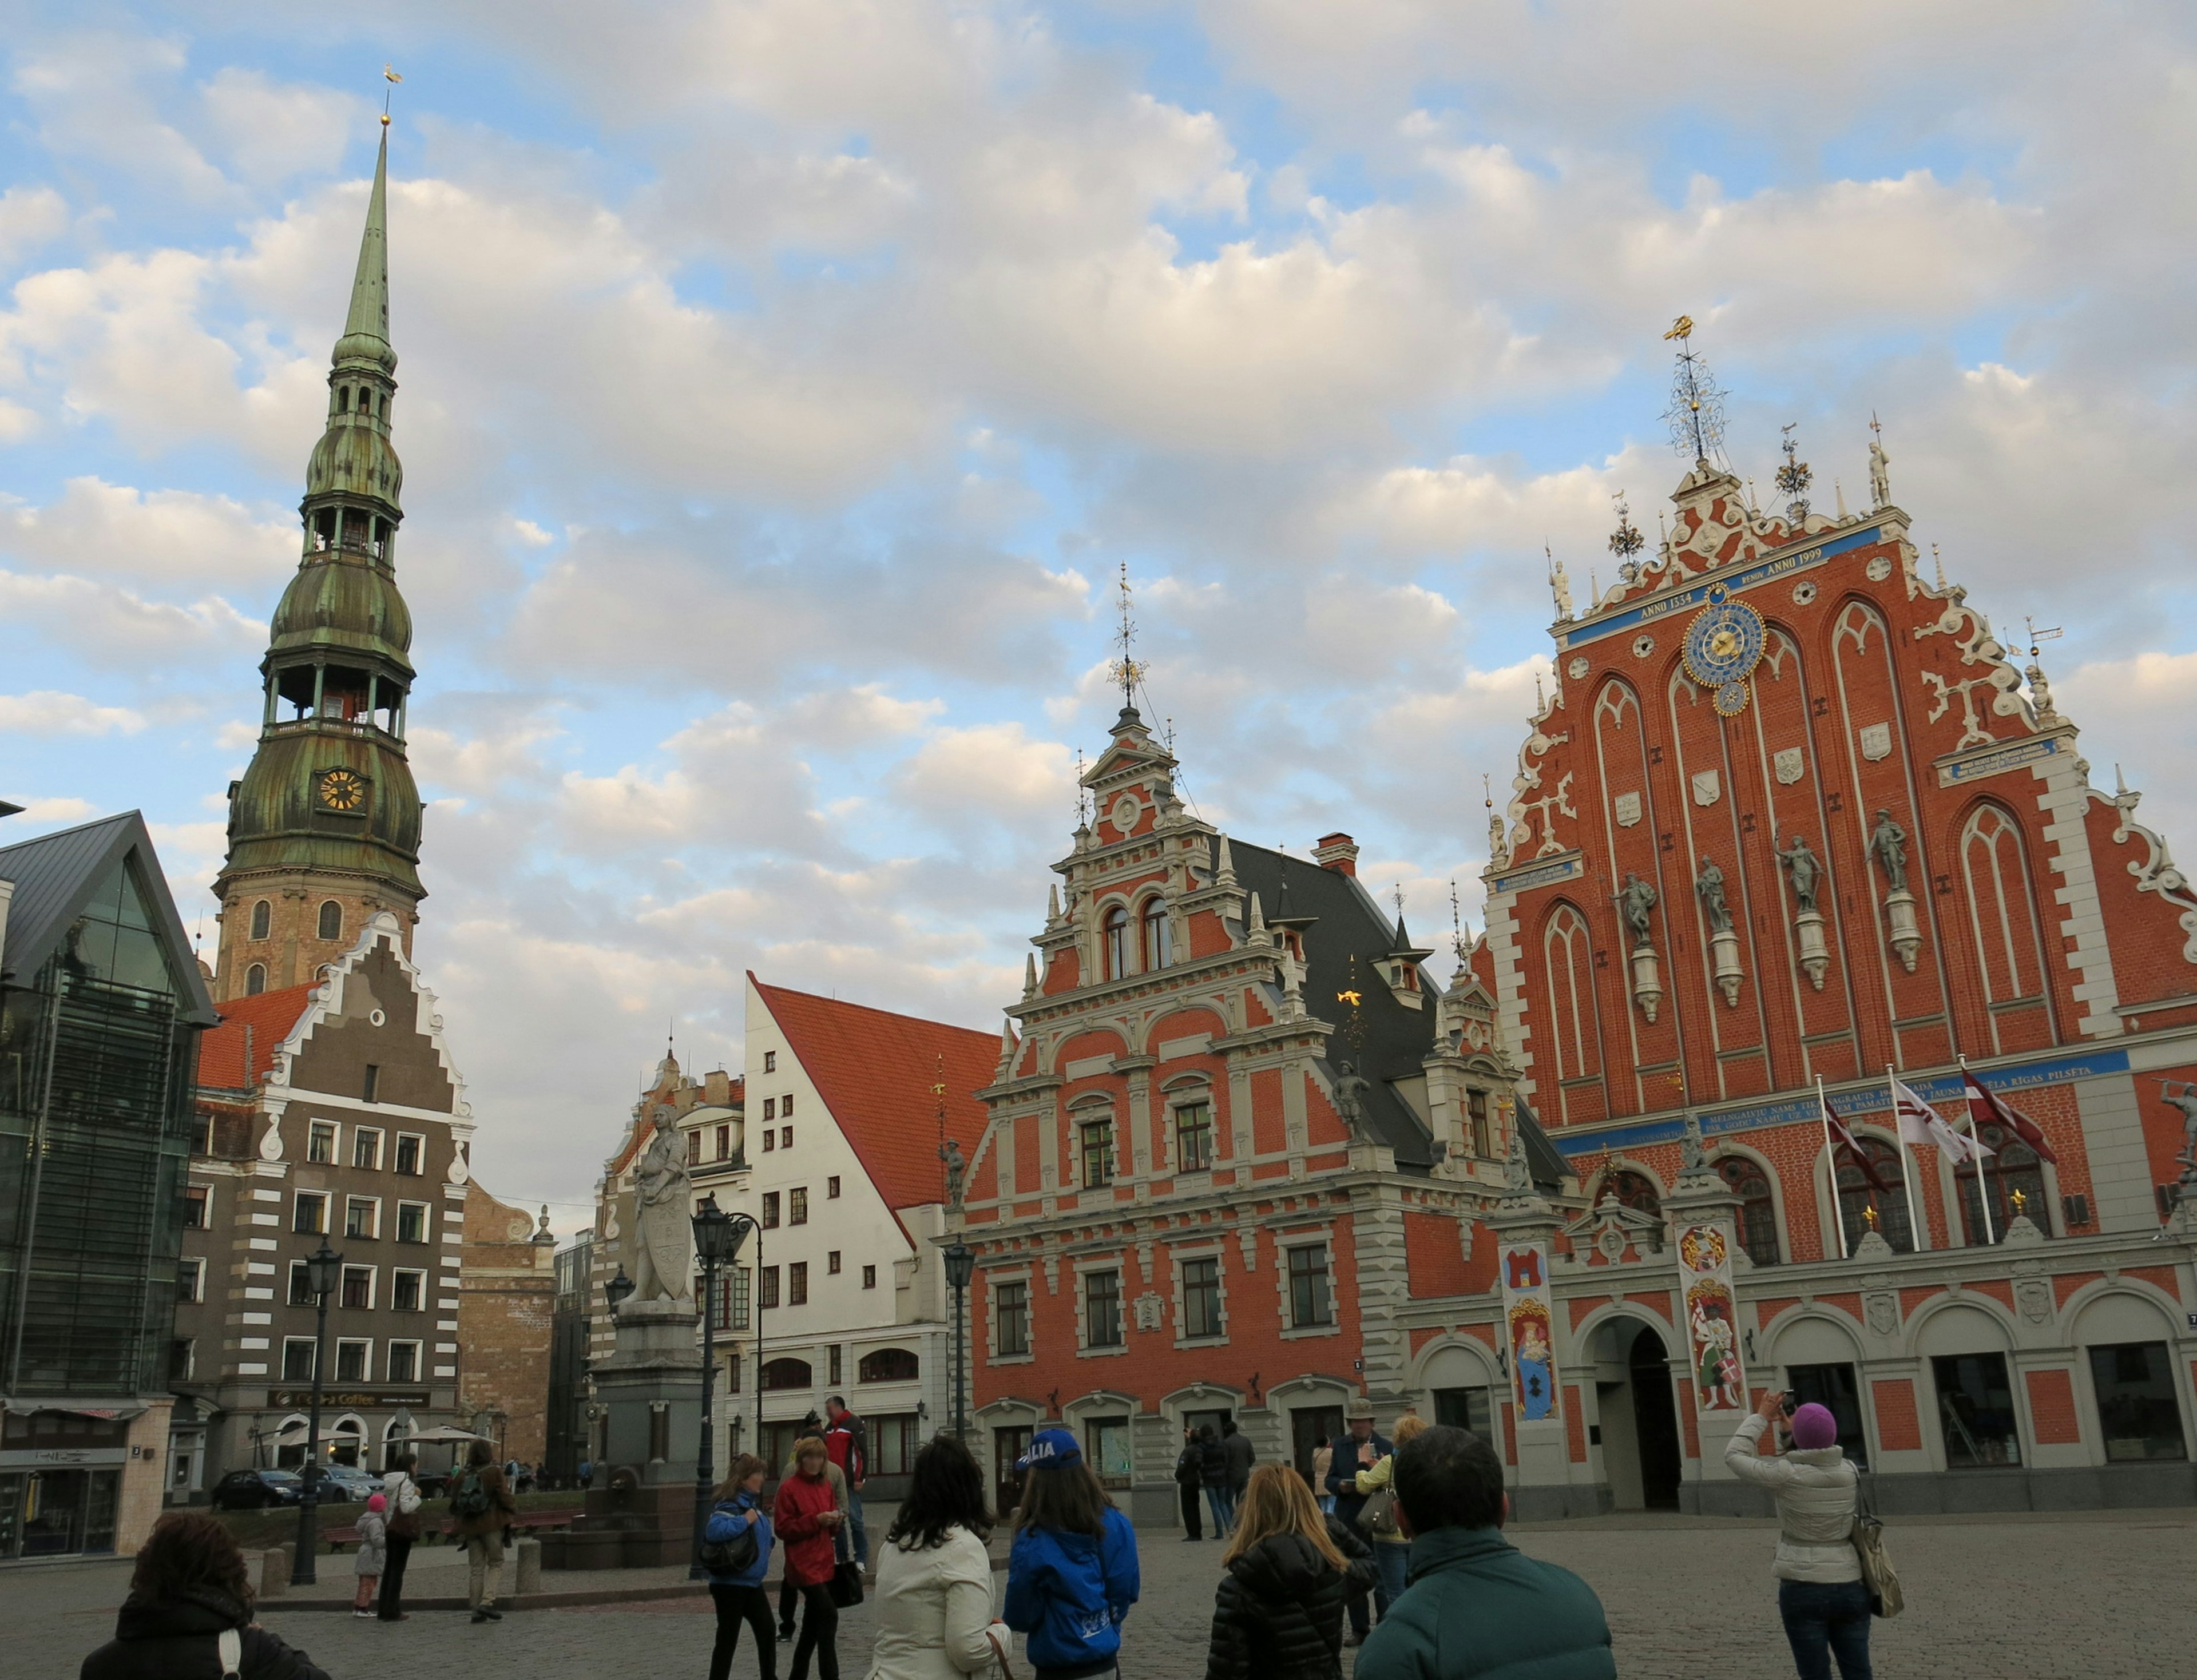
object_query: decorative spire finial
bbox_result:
[1932,543,1946,590]
[1775,422,1813,523]
[1660,315,1726,466]
[382,63,402,126]
[1107,557,1146,710]
[1608,490,1644,582]
[1450,878,1468,963]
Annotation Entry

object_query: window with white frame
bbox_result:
[1080,1117,1115,1187]
[1082,1268,1124,1349]
[394,1133,425,1175]
[281,1338,318,1381]
[1180,1255,1224,1340]
[395,1201,429,1244]
[288,1261,315,1306]
[386,1341,422,1383]
[344,1196,379,1239]
[1285,1242,1333,1328]
[177,1257,204,1304]
[391,1269,425,1312]
[294,1192,328,1234]
[307,1121,337,1164]
[1173,1102,1213,1172]
[335,1339,371,1382]
[340,1265,374,1310]
[352,1127,384,1170]
[183,1185,211,1229]
[993,1277,1030,1359]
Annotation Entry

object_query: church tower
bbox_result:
[212,127,425,1001]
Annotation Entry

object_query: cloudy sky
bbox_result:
[4,1,2194,1229]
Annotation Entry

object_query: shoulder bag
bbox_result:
[699,1506,762,1575]
[828,1556,865,1608]
[1850,1474,1903,1619]
[1355,1479,1399,1538]
[983,1623,1017,1680]
[388,1476,422,1541]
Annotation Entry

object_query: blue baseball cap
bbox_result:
[1016,1428,1081,1471]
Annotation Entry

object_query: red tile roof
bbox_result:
[196,984,316,1090]
[752,976,1004,1218]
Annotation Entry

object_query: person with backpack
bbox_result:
[774,1435,848,1680]
[1002,1428,1140,1680]
[1351,1413,1427,1625]
[1173,1426,1204,1541]
[1203,1463,1376,1680]
[704,1452,777,1680]
[450,1439,518,1624]
[378,1452,423,1621]
[80,1511,330,1679]
[1723,1388,1873,1680]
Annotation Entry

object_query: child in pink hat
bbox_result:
[355,1492,389,1617]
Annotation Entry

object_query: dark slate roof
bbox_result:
[1228,842,1442,1168]
[0,811,218,1023]
[1514,1099,1572,1193]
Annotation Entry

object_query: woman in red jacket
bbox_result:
[772,1436,847,1680]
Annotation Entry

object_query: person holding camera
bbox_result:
[1723,1388,1870,1680]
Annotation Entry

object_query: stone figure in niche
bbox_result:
[1869,432,1891,510]
[1617,872,1659,948]
[1504,1130,1533,1193]
[2159,1081,2197,1178]
[1778,834,1823,914]
[1680,1111,1707,1173]
[1331,1061,1373,1135]
[938,1137,967,1211]
[1695,857,1734,934]
[1868,809,1910,893]
[629,1121,695,1304]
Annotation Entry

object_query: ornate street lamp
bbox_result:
[290,1236,343,1586]
[689,1195,759,1580]
[604,1265,635,1320]
[943,1241,975,1443]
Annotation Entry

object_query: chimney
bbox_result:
[703,1069,731,1105]
[1314,832,1359,876]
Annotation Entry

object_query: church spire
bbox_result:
[336,129,395,373]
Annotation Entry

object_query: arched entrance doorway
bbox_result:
[1591,1320,1682,1511]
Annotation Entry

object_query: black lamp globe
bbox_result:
[604,1266,635,1316]
[304,1238,343,1299]
[692,1194,747,1264]
[943,1241,975,1291]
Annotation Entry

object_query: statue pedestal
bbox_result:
[1709,927,1743,1007]
[1882,889,1922,974]
[555,1297,702,1571]
[1793,911,1829,991]
[1630,943,1663,1023]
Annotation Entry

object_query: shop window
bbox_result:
[1787,1363,1869,1468]
[994,1281,1028,1356]
[2089,1342,2187,1461]
[869,1412,921,1476]
[1086,1415,1132,1486]
[1932,1352,2022,1468]
[1716,1156,1781,1265]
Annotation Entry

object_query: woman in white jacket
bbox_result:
[1723,1388,1870,1680]
[866,1434,1005,1680]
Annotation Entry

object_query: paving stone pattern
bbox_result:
[16,1510,2192,1678]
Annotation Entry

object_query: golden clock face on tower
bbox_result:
[318,768,367,812]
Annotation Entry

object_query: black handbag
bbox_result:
[699,1508,761,1575]
[828,1558,864,1608]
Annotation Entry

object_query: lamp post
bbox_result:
[689,1195,759,1580]
[943,1241,974,1443]
[290,1237,343,1586]
[605,1265,634,1320]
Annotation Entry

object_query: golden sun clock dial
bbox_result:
[1680,584,1766,717]
[317,768,367,812]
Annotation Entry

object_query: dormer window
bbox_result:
[1103,906,1131,980]
[1142,900,1171,970]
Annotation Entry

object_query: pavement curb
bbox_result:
[265,1580,710,1613]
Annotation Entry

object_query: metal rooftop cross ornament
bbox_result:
[1107,557,1146,709]
[1660,315,1727,466]
[1775,423,1814,523]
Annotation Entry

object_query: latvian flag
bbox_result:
[1821,1091,1893,1193]
[1895,1077,1992,1165]
[1961,1069,2059,1165]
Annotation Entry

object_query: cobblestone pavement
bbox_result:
[15,1508,2194,1678]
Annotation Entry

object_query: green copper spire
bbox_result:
[334,127,395,374]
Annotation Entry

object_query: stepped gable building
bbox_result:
[175,125,552,1498]
[211,125,422,1003]
[1466,414,2197,1514]
[959,702,1569,1522]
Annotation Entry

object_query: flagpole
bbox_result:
[1958,1056,1996,1246]
[1817,1076,1849,1261]
[1890,1063,1927,1252]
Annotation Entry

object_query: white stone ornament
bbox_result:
[1859,722,1893,762]
[1109,792,1142,835]
[1691,769,1721,807]
[1774,747,1805,785]
[1615,791,1643,828]
[1632,634,1656,660]
[1791,580,1818,606]
[1866,555,1893,582]
[1568,656,1590,680]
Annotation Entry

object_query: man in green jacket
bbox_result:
[1355,1425,1616,1680]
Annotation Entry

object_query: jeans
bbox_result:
[1203,1486,1233,1535]
[1372,1542,1409,1619]
[1778,1579,1873,1680]
[791,1580,839,1680]
[463,1532,504,1610]
[846,1493,867,1567]
[376,1533,413,1618]
[711,1583,777,1680]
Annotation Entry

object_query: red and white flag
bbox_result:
[1894,1077,1992,1164]
[1821,1092,1893,1193]
[1962,1070,2059,1165]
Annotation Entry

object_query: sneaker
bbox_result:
[471,1611,490,1625]
[354,1609,375,1619]
[482,1607,503,1621]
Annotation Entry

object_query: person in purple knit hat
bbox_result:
[1724,1389,1871,1679]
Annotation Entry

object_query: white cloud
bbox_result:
[0,689,146,735]
[0,477,294,586]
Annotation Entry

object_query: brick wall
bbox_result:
[1873,1378,1921,1451]
[459,1182,556,1466]
[2024,1367,2081,1445]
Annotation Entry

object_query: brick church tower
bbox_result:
[211,127,424,1002]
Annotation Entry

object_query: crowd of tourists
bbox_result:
[80,1384,1882,1680]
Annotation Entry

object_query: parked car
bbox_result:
[316,1465,378,1503]
[211,1469,305,1510]
[415,1467,453,1498]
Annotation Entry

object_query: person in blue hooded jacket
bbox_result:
[1004,1429,1140,1680]
[705,1452,779,1680]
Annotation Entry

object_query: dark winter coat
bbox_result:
[1354,1525,1615,1680]
[1175,1445,1204,1489]
[80,1588,331,1680]
[1323,1431,1390,1522]
[1204,1528,1378,1680]
[1220,1429,1256,1492]
[1197,1437,1229,1488]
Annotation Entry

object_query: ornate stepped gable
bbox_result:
[1483,416,2197,1241]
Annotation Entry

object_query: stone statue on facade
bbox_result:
[1868,432,1891,510]
[1331,1061,1373,1136]
[1617,872,1658,948]
[1504,1129,1533,1193]
[1549,554,1574,621]
[1680,1111,1707,1173]
[2160,1081,2197,1179]
[629,1121,695,1304]
[1868,809,1909,893]
[1778,834,1822,914]
[1695,857,1734,933]
[938,1137,967,1211]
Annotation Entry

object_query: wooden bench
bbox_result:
[321,1509,580,1554]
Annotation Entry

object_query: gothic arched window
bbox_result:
[1603,1169,1662,1220]
[249,900,271,941]
[1837,1138,1915,1254]
[1103,907,1131,980]
[1717,1155,1782,1265]
[1958,1121,2050,1242]
[1541,901,1604,1124]
[245,964,267,996]
[1142,900,1171,971]
[317,901,343,942]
